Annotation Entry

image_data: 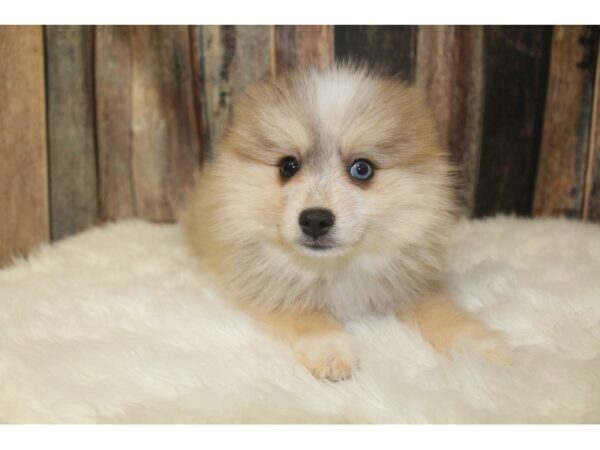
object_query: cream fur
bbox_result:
[292,332,358,381]
[1,217,599,423]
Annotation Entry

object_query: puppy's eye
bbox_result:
[279,156,300,178]
[348,159,374,181]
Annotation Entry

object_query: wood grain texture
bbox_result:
[583,27,600,222]
[198,25,274,156]
[0,26,49,266]
[129,26,200,221]
[416,26,484,214]
[474,26,553,217]
[534,26,598,219]
[95,25,134,220]
[188,25,206,170]
[95,26,201,222]
[274,25,334,74]
[45,25,98,240]
[335,25,418,82]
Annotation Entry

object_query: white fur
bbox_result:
[312,67,375,138]
[1,216,600,423]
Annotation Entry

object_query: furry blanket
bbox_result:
[1,217,599,423]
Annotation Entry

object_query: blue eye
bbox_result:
[349,159,374,181]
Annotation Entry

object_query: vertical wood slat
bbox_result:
[45,26,98,240]
[196,25,274,157]
[130,26,200,221]
[533,26,598,219]
[95,25,134,221]
[95,26,201,223]
[335,25,418,83]
[188,25,206,170]
[274,26,334,74]
[0,26,49,266]
[416,26,484,214]
[583,27,600,222]
[475,26,553,217]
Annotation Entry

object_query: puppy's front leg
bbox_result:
[248,307,358,381]
[397,291,511,364]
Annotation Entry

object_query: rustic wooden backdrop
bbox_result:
[1,25,600,266]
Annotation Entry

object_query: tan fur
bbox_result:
[241,306,357,381]
[181,64,508,380]
[397,292,512,364]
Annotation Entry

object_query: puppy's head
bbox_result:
[213,65,455,262]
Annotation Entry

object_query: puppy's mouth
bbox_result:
[295,237,345,257]
[301,242,334,251]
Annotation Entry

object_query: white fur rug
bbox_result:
[1,217,599,423]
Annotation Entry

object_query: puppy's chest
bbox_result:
[313,267,401,322]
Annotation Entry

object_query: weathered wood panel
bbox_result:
[583,28,600,222]
[95,26,201,222]
[335,25,418,82]
[129,26,201,221]
[416,26,484,214]
[533,26,598,219]
[188,25,206,170]
[95,25,135,220]
[475,26,553,217]
[275,25,334,74]
[45,25,98,239]
[0,26,49,266]
[197,25,274,157]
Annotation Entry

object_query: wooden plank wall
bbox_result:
[335,25,418,82]
[46,26,97,240]
[196,25,273,157]
[582,28,600,222]
[415,26,484,212]
[95,26,200,223]
[475,26,553,217]
[1,25,600,266]
[275,25,334,74]
[0,26,49,266]
[533,26,597,218]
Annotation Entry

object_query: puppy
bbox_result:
[182,64,509,381]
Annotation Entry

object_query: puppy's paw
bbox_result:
[292,332,359,381]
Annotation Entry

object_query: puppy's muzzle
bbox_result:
[299,208,335,239]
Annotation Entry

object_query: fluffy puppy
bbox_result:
[182,64,509,381]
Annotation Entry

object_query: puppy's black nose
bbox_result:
[299,208,335,239]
